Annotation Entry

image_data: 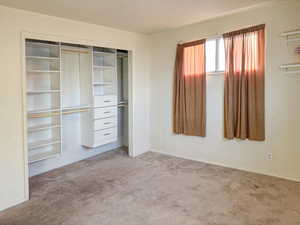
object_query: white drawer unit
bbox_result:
[94,127,118,146]
[94,107,117,119]
[81,47,118,148]
[94,95,117,107]
[94,117,117,130]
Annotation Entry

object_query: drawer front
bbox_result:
[94,117,117,130]
[94,107,117,119]
[94,95,117,107]
[94,127,117,146]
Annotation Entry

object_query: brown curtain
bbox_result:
[223,24,265,141]
[173,40,206,136]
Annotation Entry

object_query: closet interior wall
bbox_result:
[26,39,129,176]
[117,50,129,149]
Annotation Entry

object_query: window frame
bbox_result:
[206,37,225,75]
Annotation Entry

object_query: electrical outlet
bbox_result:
[267,153,273,160]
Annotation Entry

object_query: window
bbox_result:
[205,38,225,73]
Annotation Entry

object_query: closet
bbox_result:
[25,39,129,174]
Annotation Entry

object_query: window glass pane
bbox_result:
[218,38,225,71]
[205,39,216,72]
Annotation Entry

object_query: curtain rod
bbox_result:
[177,23,266,45]
[178,33,222,45]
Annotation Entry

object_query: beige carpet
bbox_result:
[1,148,300,225]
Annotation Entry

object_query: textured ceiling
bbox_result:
[0,0,272,34]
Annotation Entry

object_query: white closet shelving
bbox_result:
[25,39,123,165]
[280,29,300,74]
[81,47,118,147]
[280,63,300,74]
[28,123,61,132]
[26,40,62,163]
[281,30,300,43]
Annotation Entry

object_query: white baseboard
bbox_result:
[151,148,300,183]
[0,196,28,212]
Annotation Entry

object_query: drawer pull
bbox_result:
[104,133,111,136]
[104,111,110,114]
[104,100,111,103]
[104,122,111,125]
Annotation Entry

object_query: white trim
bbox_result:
[151,149,300,183]
[0,197,28,212]
[127,51,134,157]
[21,32,30,207]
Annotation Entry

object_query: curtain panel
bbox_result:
[223,24,265,141]
[173,40,206,136]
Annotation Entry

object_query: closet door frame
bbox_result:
[21,31,134,201]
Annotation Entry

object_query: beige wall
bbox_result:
[149,0,300,182]
[0,5,150,211]
[1,0,300,212]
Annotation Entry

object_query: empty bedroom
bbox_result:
[0,0,299,224]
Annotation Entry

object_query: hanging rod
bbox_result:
[28,107,91,118]
[62,105,91,110]
[28,104,133,118]
[62,108,91,115]
[28,112,61,118]
[61,49,89,54]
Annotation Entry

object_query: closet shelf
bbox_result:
[93,82,113,86]
[281,30,300,37]
[281,70,300,74]
[286,38,300,43]
[26,42,59,48]
[26,56,60,60]
[281,30,300,43]
[280,63,300,74]
[29,151,60,163]
[93,65,115,70]
[27,90,60,94]
[28,138,60,150]
[280,63,300,69]
[27,70,60,73]
[94,94,116,97]
[93,51,115,56]
[28,107,61,114]
[28,124,61,132]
